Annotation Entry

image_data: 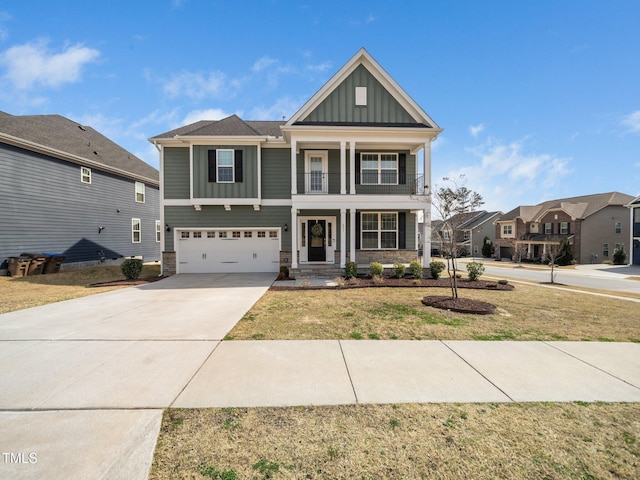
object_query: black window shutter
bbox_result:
[398,212,406,249]
[355,212,361,249]
[208,150,216,182]
[234,150,243,183]
[355,152,361,185]
[398,153,406,185]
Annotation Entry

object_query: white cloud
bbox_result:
[0,39,99,89]
[468,123,485,138]
[182,108,232,125]
[621,110,640,134]
[306,61,332,72]
[70,112,122,139]
[252,56,278,72]
[0,11,10,41]
[250,96,305,121]
[162,71,227,100]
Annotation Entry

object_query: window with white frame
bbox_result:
[132,218,141,243]
[135,182,145,203]
[81,166,91,184]
[217,149,234,183]
[361,212,397,249]
[361,153,398,185]
[544,223,553,234]
[603,243,609,257]
[560,222,569,235]
[502,224,513,236]
[615,221,622,234]
[155,220,161,242]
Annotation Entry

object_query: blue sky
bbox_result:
[1,1,639,212]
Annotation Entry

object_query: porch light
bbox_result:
[284,223,289,232]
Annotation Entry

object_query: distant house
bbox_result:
[0,112,160,273]
[627,195,640,265]
[150,49,442,275]
[432,210,501,258]
[494,192,633,264]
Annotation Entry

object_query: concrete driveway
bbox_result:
[0,273,275,480]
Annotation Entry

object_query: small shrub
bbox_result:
[345,261,358,279]
[370,262,384,277]
[613,244,627,265]
[486,282,498,289]
[120,258,143,280]
[498,279,509,285]
[466,261,485,281]
[429,261,445,279]
[392,262,406,278]
[277,265,289,280]
[409,260,423,279]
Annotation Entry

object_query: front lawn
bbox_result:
[227,284,640,342]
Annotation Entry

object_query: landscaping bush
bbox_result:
[429,261,445,279]
[345,261,358,279]
[498,279,509,285]
[409,260,423,279]
[466,261,485,281]
[278,266,290,280]
[120,258,143,280]
[369,262,384,277]
[392,262,406,278]
[482,236,494,258]
[613,244,627,265]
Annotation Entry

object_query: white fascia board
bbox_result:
[292,194,428,210]
[175,136,268,146]
[262,199,292,206]
[283,125,439,141]
[1,132,159,186]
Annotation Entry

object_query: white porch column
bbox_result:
[349,140,356,194]
[349,208,356,263]
[422,141,432,266]
[340,208,346,267]
[340,141,346,195]
[291,208,298,269]
[291,140,297,195]
[422,209,430,266]
[423,140,432,195]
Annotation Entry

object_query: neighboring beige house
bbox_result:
[627,195,640,265]
[430,211,501,258]
[494,192,634,264]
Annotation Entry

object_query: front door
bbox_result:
[308,220,326,261]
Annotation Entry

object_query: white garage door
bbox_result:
[177,229,280,274]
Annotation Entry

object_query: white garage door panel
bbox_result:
[177,230,280,274]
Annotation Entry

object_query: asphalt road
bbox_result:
[455,259,640,295]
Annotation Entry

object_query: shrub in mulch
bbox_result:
[422,295,497,315]
[271,277,514,292]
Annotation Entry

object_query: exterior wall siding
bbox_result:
[261,148,291,199]
[193,145,257,198]
[0,142,160,269]
[581,206,630,264]
[163,147,190,199]
[303,64,417,124]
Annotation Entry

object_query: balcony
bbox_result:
[298,173,426,195]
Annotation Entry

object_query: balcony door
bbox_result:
[305,150,328,194]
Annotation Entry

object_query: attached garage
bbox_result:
[176,228,280,274]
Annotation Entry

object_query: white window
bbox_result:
[603,243,609,257]
[615,221,622,234]
[544,223,553,234]
[244,231,252,238]
[269,231,278,238]
[217,149,234,183]
[258,231,266,238]
[155,220,161,242]
[207,231,216,238]
[355,86,367,106]
[361,212,398,249]
[135,182,145,203]
[132,218,141,243]
[81,166,91,184]
[361,153,398,185]
[181,231,190,239]
[232,231,241,238]
[218,231,227,238]
[193,231,202,238]
[560,222,569,235]
[503,225,513,236]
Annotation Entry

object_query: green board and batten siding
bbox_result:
[303,64,417,124]
[163,147,189,199]
[261,148,291,199]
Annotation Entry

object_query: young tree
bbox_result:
[432,176,484,298]
[544,239,563,284]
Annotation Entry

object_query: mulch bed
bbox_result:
[421,295,497,314]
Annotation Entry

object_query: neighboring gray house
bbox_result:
[627,195,640,265]
[431,210,501,258]
[0,112,160,273]
[150,49,442,275]
[494,192,633,264]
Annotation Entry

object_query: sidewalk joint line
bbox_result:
[338,340,359,405]
[440,341,515,402]
[167,340,223,408]
[544,342,640,390]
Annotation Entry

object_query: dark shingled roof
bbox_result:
[150,114,285,139]
[0,111,158,184]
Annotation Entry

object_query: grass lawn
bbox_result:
[227,284,640,342]
[0,264,161,314]
[151,403,640,480]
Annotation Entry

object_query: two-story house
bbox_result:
[434,211,502,258]
[150,49,442,275]
[494,192,633,264]
[0,111,160,274]
[627,195,640,265]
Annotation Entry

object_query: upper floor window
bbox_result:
[208,149,244,184]
[135,182,145,203]
[544,223,553,235]
[502,225,513,236]
[361,212,397,249]
[603,243,609,257]
[81,166,91,184]
[361,153,398,185]
[132,218,141,243]
[355,86,367,106]
[155,220,161,242]
[560,222,569,235]
[615,221,622,234]
[463,231,470,240]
